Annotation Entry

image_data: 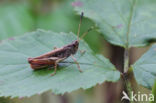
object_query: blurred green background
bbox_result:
[0,0,151,103]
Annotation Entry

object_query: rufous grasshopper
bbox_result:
[28,12,94,76]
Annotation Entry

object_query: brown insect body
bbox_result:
[28,40,79,70]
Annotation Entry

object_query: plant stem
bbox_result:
[124,48,129,73]
[123,1,136,102]
[123,48,133,103]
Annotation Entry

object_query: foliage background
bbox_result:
[0,0,154,103]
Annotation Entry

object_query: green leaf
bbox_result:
[132,44,156,89]
[74,0,156,48]
[0,30,120,97]
[0,3,34,40]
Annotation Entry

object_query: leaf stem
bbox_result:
[124,48,129,73]
[123,1,136,103]
[123,47,131,103]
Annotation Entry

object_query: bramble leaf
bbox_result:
[132,44,156,89]
[74,0,156,48]
[0,30,120,97]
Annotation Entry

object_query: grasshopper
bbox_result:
[28,12,93,76]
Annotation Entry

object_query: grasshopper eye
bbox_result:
[73,43,78,48]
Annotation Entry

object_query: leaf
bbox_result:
[0,29,120,97]
[0,3,34,40]
[132,44,156,89]
[74,0,156,48]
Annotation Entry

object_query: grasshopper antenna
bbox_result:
[80,26,96,40]
[77,12,83,42]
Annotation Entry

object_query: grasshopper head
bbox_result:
[70,40,79,54]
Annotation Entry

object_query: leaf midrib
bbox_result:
[126,0,136,48]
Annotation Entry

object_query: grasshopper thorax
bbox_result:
[66,40,79,55]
